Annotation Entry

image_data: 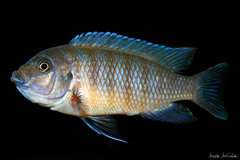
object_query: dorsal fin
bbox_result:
[69,32,196,72]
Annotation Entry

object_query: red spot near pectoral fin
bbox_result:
[70,92,88,116]
[71,93,79,105]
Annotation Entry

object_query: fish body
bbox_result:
[11,32,228,142]
[46,45,195,116]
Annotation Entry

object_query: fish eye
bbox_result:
[38,61,51,72]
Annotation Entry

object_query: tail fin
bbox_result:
[193,63,229,120]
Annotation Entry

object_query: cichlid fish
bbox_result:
[11,32,228,143]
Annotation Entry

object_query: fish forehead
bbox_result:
[30,45,75,64]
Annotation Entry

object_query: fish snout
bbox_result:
[11,71,27,85]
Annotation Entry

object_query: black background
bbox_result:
[2,1,238,160]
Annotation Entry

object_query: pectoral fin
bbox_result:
[81,116,128,143]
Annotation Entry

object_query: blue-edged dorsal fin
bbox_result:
[141,103,197,124]
[69,32,196,73]
[81,116,128,143]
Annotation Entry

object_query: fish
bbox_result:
[11,32,228,143]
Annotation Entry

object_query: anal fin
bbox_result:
[81,116,127,143]
[141,103,197,124]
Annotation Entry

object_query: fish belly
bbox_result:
[74,48,196,116]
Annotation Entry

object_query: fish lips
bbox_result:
[11,71,27,87]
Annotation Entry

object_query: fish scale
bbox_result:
[70,47,195,116]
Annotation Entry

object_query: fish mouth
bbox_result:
[11,71,27,86]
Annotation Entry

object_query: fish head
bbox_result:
[11,47,73,108]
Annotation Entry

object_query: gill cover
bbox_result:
[27,52,73,100]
